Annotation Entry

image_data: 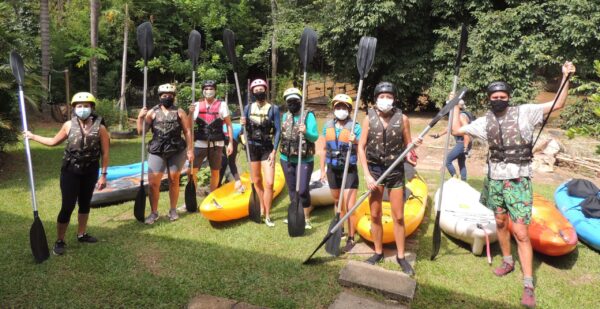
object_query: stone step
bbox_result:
[329,291,408,309]
[338,260,417,304]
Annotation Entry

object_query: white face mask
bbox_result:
[376,98,394,113]
[203,89,216,99]
[334,109,349,120]
[75,107,92,120]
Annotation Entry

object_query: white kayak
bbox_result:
[435,178,498,257]
[309,169,335,207]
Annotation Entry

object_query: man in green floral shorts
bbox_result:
[451,61,576,308]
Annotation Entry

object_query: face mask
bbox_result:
[160,97,174,108]
[75,107,92,120]
[203,89,215,99]
[490,99,509,114]
[254,91,267,102]
[287,101,301,114]
[334,109,349,120]
[376,98,394,113]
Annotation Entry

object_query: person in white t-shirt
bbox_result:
[189,80,234,192]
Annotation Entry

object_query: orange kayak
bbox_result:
[509,193,577,256]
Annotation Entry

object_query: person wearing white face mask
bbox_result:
[319,93,361,250]
[357,82,422,275]
[24,92,110,255]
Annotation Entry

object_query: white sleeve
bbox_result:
[220,101,230,119]
[462,116,487,141]
[193,102,199,120]
[521,104,544,127]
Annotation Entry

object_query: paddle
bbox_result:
[223,29,261,223]
[431,23,468,260]
[304,87,468,264]
[325,36,377,256]
[532,72,572,148]
[10,51,50,263]
[288,28,318,237]
[184,29,202,213]
[134,21,154,222]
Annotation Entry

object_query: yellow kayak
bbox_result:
[200,164,285,222]
[354,174,428,244]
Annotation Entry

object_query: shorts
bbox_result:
[367,163,404,189]
[326,164,359,189]
[194,146,223,170]
[148,150,186,174]
[480,177,533,225]
[248,143,274,162]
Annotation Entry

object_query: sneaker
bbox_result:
[397,256,415,276]
[145,212,159,225]
[77,233,98,243]
[493,261,515,277]
[283,219,288,224]
[264,217,275,227]
[521,286,536,308]
[305,219,313,230]
[168,209,179,221]
[177,204,188,212]
[365,253,384,265]
[53,240,66,255]
[343,238,355,253]
[235,180,245,193]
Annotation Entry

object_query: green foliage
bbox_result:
[562,60,600,138]
[94,98,122,129]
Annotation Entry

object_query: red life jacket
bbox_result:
[194,99,225,142]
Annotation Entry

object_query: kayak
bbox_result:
[555,181,600,251]
[435,178,497,256]
[309,169,335,207]
[354,174,428,244]
[199,164,285,222]
[90,173,168,207]
[508,193,577,256]
[100,161,146,181]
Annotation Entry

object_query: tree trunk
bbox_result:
[118,3,129,130]
[270,0,277,101]
[40,0,51,101]
[90,0,100,96]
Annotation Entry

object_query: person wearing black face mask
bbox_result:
[451,62,576,308]
[137,83,194,224]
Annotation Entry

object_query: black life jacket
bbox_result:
[148,105,186,157]
[486,106,533,164]
[194,99,225,142]
[324,118,357,168]
[63,115,102,174]
[280,110,315,158]
[245,102,275,144]
[366,108,404,167]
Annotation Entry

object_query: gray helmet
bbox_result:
[486,81,511,96]
[202,80,217,89]
[374,81,395,98]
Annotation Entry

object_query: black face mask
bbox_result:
[287,101,301,114]
[253,91,267,102]
[490,99,509,114]
[160,97,174,108]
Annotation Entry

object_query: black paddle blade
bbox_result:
[223,29,237,70]
[356,36,377,79]
[133,181,146,222]
[248,184,261,223]
[324,213,342,257]
[136,21,154,65]
[30,215,49,263]
[184,180,198,213]
[9,51,25,85]
[304,232,333,264]
[287,196,305,237]
[454,23,469,76]
[298,27,318,71]
[428,86,468,127]
[431,211,442,260]
[188,30,202,68]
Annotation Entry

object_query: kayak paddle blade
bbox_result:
[133,181,146,222]
[298,27,317,72]
[223,29,238,71]
[287,196,305,237]
[248,184,261,223]
[136,21,154,65]
[356,36,377,79]
[188,30,202,69]
[324,213,342,257]
[184,180,198,213]
[30,215,49,263]
[431,211,442,260]
[9,51,26,86]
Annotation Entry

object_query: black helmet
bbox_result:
[486,81,511,96]
[202,80,217,89]
[374,82,395,98]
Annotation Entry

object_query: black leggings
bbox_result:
[58,166,99,224]
[219,140,240,185]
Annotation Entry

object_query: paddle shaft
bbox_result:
[17,85,39,215]
[295,70,308,192]
[232,72,254,181]
[140,66,148,179]
[532,73,571,148]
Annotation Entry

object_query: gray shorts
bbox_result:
[147,150,186,174]
[193,146,223,170]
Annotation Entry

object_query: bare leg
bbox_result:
[495,213,512,257]
[209,169,220,192]
[57,223,68,241]
[342,188,358,237]
[512,223,533,278]
[77,214,89,235]
[167,171,181,209]
[389,188,406,258]
[369,186,385,254]
[148,172,164,213]
[261,160,275,219]
[250,161,265,215]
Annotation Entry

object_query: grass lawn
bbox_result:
[1,119,598,308]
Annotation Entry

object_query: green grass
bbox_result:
[1,121,599,308]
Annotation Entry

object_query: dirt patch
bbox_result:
[187,294,266,309]
[136,243,166,276]
[570,273,600,286]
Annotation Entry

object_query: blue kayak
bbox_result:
[555,181,600,251]
[100,162,147,181]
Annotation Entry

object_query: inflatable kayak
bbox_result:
[100,161,146,181]
[354,174,428,244]
[435,178,497,256]
[199,164,285,222]
[309,169,335,207]
[508,193,577,256]
[555,181,600,251]
[90,173,169,207]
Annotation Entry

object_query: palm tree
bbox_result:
[90,0,100,95]
[40,0,51,100]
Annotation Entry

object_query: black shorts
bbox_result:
[326,164,359,189]
[248,143,274,162]
[368,163,404,189]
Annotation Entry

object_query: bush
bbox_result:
[95,98,124,130]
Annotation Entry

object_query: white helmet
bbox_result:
[158,83,177,95]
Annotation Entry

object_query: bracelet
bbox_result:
[101,172,108,175]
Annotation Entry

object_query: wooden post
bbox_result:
[65,68,71,118]
[118,3,129,130]
[270,0,278,102]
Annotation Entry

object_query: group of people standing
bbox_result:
[24,61,577,308]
